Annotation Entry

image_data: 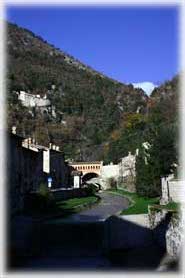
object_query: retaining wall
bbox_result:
[148,209,183,258]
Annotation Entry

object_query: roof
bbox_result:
[70,161,102,165]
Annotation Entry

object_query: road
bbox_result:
[12,191,130,270]
[48,191,130,224]
[11,191,168,271]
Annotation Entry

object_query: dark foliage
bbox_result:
[6,22,179,198]
[6,22,147,161]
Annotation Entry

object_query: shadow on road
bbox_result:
[7,213,178,272]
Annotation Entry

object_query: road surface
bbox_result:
[47,191,130,223]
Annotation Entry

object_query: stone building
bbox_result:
[18,91,50,107]
[49,147,72,189]
[7,128,72,215]
[7,132,25,214]
[17,91,56,118]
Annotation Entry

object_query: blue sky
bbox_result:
[6,5,179,85]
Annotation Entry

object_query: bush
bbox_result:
[38,183,50,197]
[85,183,97,196]
[107,177,117,189]
[24,183,56,214]
[135,149,161,198]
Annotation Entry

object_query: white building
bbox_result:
[18,91,51,107]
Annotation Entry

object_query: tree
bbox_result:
[135,124,177,197]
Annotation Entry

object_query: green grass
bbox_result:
[56,196,98,211]
[149,201,180,212]
[164,202,180,210]
[107,189,159,215]
[43,196,99,224]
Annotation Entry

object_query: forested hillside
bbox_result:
[6,22,148,161]
[6,22,179,170]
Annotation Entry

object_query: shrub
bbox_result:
[85,183,97,196]
[24,183,56,214]
[38,183,50,197]
[107,177,117,189]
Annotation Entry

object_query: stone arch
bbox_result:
[82,172,99,183]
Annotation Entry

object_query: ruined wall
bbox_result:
[118,152,136,192]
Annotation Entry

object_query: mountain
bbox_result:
[133,82,157,96]
[6,21,178,162]
[149,75,179,126]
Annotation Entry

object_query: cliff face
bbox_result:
[6,21,179,162]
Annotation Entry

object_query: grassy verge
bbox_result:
[24,193,99,219]
[107,189,159,215]
[56,196,98,211]
[149,201,180,213]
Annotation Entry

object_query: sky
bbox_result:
[6,5,179,86]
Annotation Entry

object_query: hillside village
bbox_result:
[8,126,138,214]
[6,21,183,272]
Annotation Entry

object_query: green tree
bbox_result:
[135,124,178,197]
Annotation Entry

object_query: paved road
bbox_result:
[48,191,130,223]
[12,191,130,270]
[12,192,130,270]
[11,192,167,271]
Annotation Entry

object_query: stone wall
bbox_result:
[100,153,136,191]
[166,213,183,257]
[101,164,119,180]
[148,208,168,229]
[119,214,150,228]
[118,152,136,192]
[161,175,184,204]
[7,132,72,215]
[148,209,183,258]
[168,180,184,203]
[119,152,136,178]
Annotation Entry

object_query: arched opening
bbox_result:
[82,172,99,183]
[82,172,101,191]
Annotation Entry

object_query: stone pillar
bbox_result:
[160,177,169,205]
